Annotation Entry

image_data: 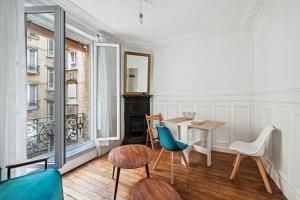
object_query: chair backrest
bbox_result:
[145,113,164,137]
[252,125,275,155]
[156,126,179,151]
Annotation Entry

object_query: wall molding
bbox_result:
[153,92,253,102]
[241,0,279,30]
[254,87,300,104]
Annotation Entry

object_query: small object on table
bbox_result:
[132,177,182,200]
[182,112,196,120]
[108,144,153,200]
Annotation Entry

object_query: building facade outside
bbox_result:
[26,21,90,159]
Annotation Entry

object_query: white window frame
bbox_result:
[48,68,55,90]
[27,48,38,73]
[93,43,120,141]
[47,39,54,57]
[67,83,77,104]
[48,101,54,118]
[27,84,38,108]
[67,51,77,69]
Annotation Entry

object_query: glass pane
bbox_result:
[96,45,120,139]
[65,27,90,151]
[25,13,55,164]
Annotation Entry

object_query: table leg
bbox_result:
[180,124,189,144]
[207,130,212,167]
[145,164,150,177]
[113,167,121,200]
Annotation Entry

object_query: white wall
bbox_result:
[152,28,254,152]
[153,28,253,95]
[253,1,300,199]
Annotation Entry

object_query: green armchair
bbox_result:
[0,158,64,200]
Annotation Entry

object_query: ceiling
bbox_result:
[69,0,251,45]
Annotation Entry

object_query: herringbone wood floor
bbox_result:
[62,148,287,200]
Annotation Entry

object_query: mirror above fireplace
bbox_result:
[124,51,151,95]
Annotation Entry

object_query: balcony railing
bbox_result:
[26,113,88,159]
[66,70,77,81]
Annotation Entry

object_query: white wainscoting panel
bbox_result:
[234,105,252,142]
[214,105,230,148]
[152,94,253,153]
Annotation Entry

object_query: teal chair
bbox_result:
[0,158,64,200]
[153,126,189,184]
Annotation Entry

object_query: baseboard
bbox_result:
[59,149,97,175]
[212,146,236,154]
[262,157,300,200]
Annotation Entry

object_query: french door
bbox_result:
[25,6,65,168]
[25,6,121,170]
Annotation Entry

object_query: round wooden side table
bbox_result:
[108,144,153,200]
[132,177,182,200]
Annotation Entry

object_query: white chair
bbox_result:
[229,125,275,193]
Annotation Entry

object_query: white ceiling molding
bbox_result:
[152,25,251,49]
[240,0,279,29]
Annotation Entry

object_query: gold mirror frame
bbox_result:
[124,51,151,95]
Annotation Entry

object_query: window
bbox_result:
[67,84,77,104]
[27,84,38,108]
[67,51,77,68]
[27,48,38,73]
[48,39,54,57]
[48,102,54,119]
[48,68,54,90]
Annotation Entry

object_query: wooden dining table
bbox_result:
[165,118,225,167]
[108,144,153,200]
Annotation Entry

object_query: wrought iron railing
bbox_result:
[26,113,87,159]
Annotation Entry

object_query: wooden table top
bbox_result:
[165,117,191,124]
[166,118,225,131]
[132,178,182,200]
[189,120,225,131]
[108,144,153,169]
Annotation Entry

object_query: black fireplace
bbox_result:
[122,95,152,144]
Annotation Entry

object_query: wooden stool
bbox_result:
[108,145,153,200]
[132,177,182,200]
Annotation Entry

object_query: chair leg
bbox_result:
[181,151,189,167]
[149,130,155,151]
[230,153,244,180]
[153,148,164,170]
[171,151,174,184]
[233,154,238,167]
[145,131,149,146]
[253,157,272,193]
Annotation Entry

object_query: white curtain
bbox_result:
[96,46,117,148]
[97,47,112,146]
[0,0,27,180]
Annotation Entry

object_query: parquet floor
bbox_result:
[62,148,287,200]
